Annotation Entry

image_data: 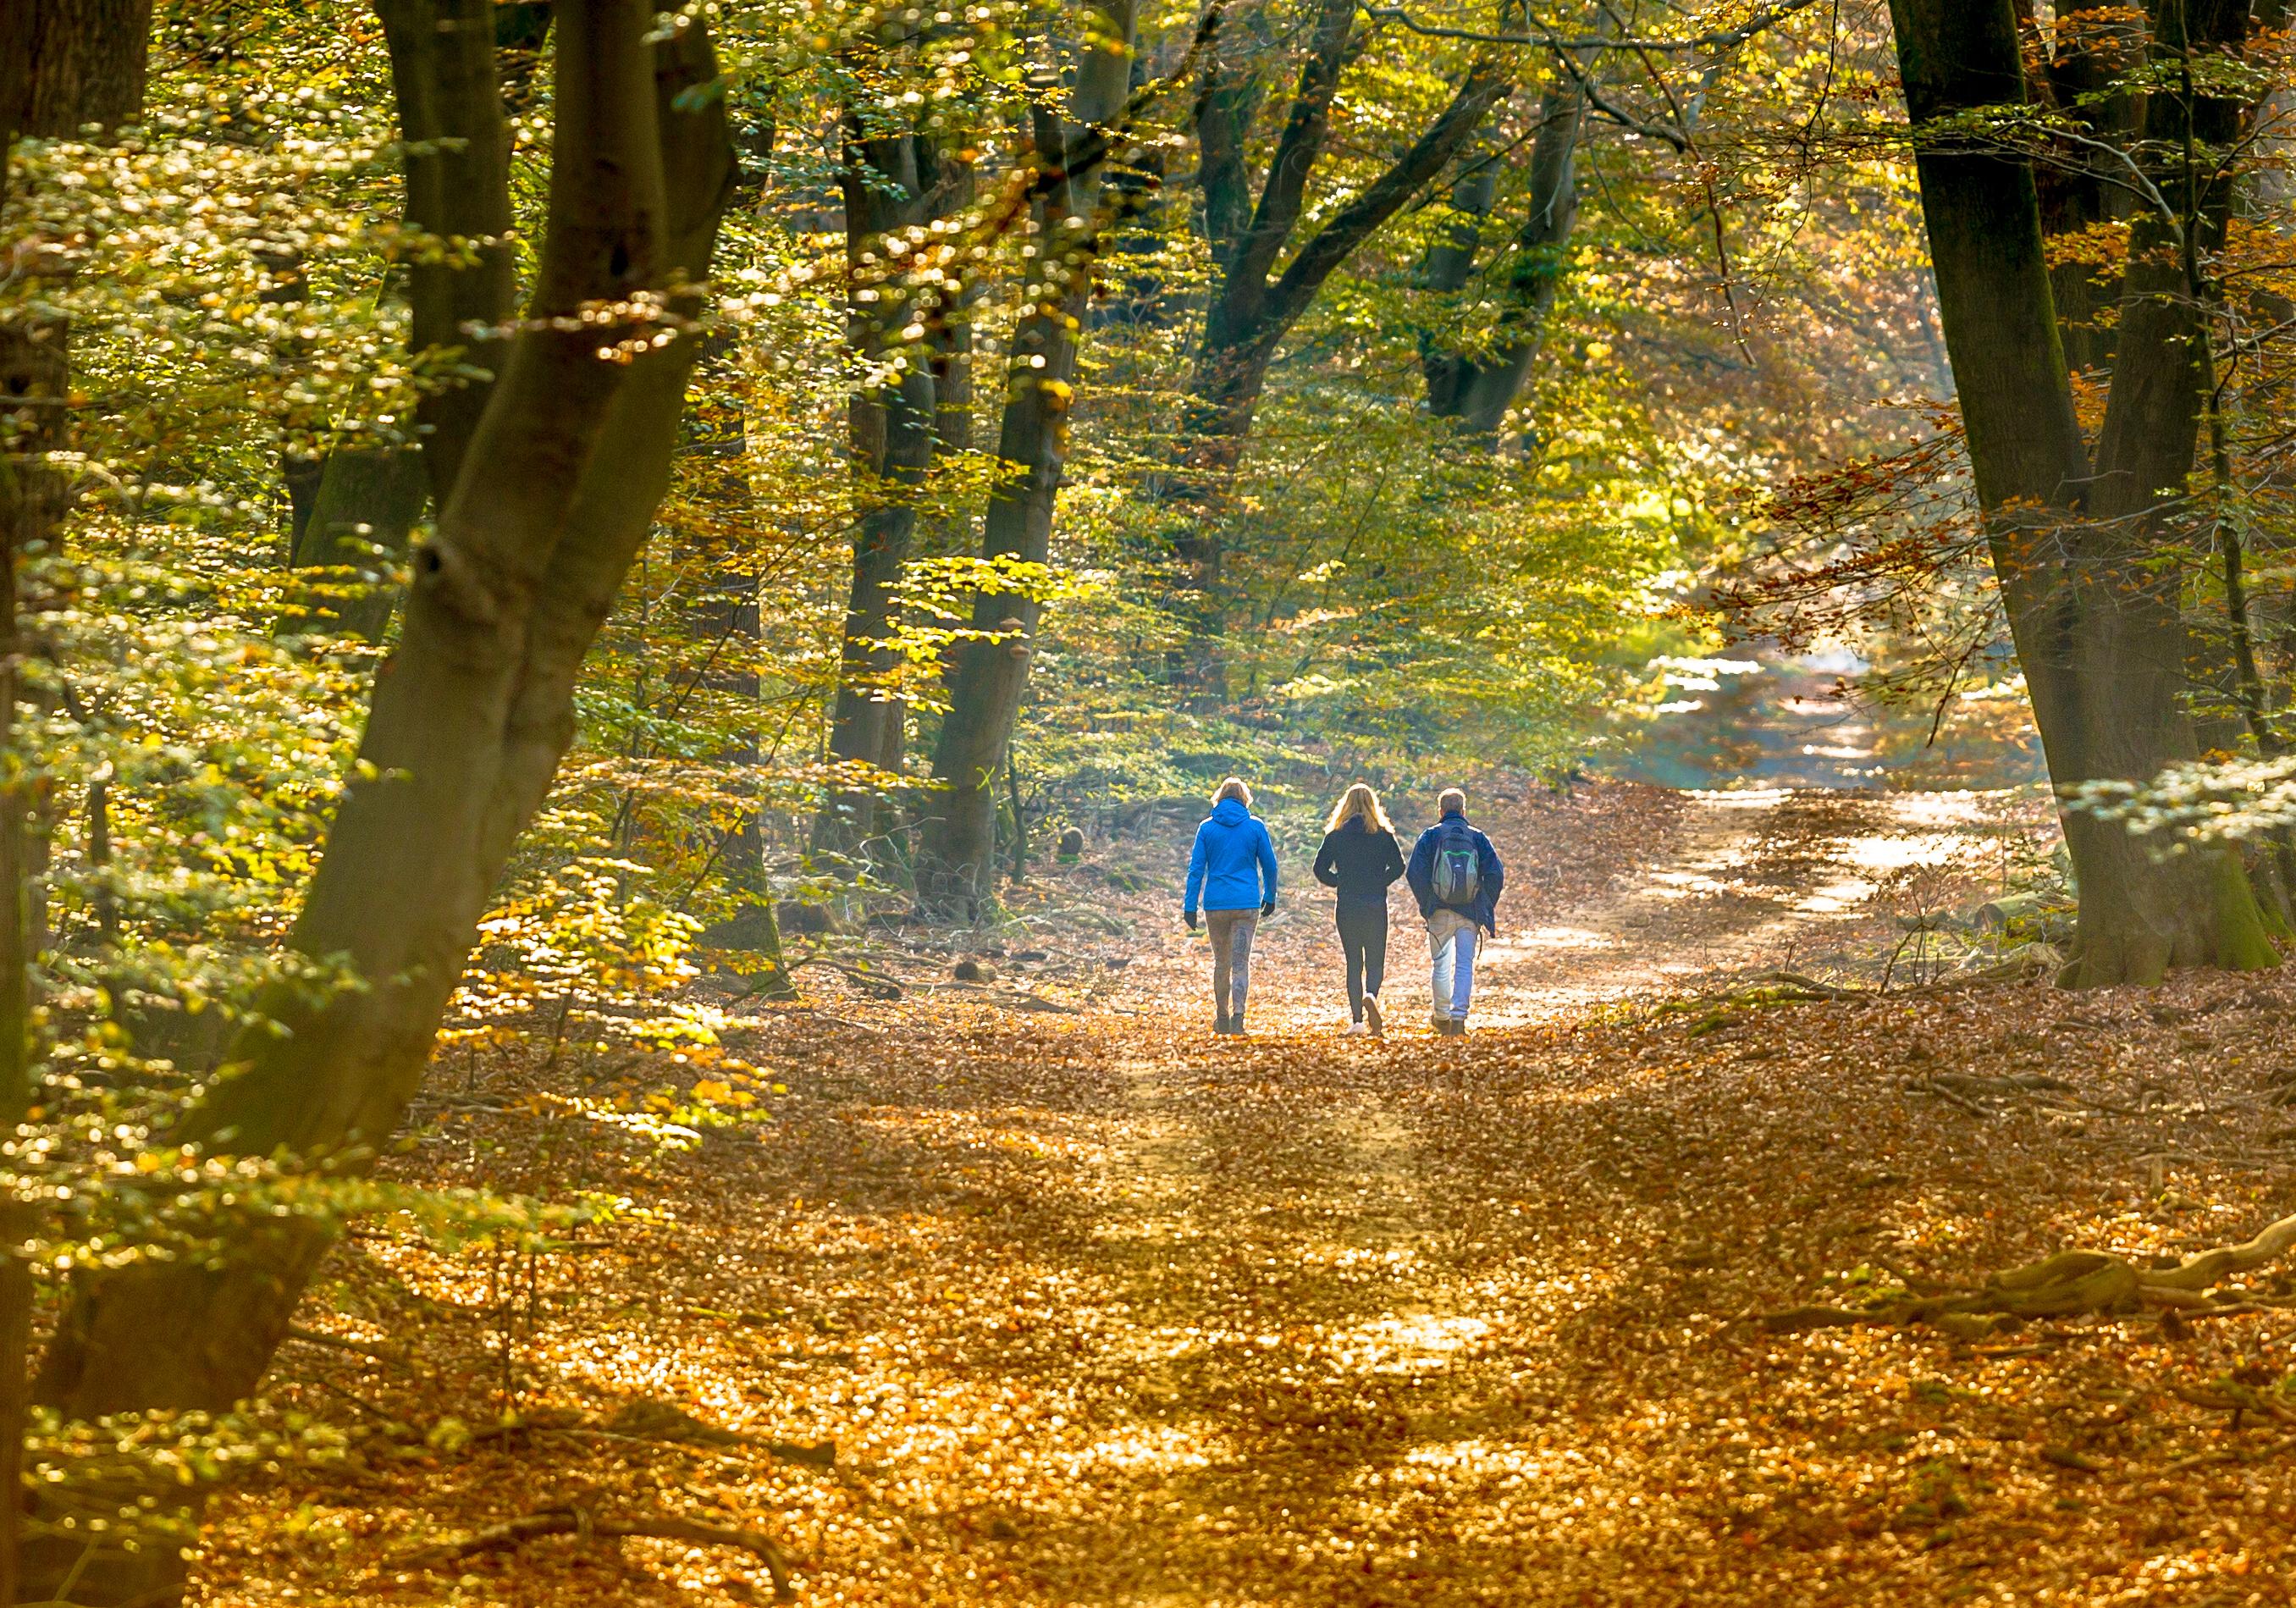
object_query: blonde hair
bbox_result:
[1438,787,1467,815]
[1325,782,1393,834]
[1213,776,1252,807]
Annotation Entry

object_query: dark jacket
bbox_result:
[1184,796,1279,914]
[1406,810,1504,932]
[1314,818,1405,909]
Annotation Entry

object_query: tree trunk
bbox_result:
[0,216,65,1608]
[2026,3,2139,376]
[1160,36,1508,650]
[914,0,1138,916]
[378,0,516,509]
[23,13,736,1602]
[284,447,431,639]
[820,123,945,854]
[1888,0,2274,988]
[282,0,518,638]
[1420,77,1589,438]
[10,0,152,136]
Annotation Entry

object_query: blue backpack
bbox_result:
[1431,821,1481,906]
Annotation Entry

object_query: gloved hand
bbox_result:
[1184,908,1199,931]
[1261,900,1276,917]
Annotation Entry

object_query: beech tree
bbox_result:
[19,4,737,1598]
[912,0,1141,913]
[1416,75,1591,437]
[1887,0,2277,986]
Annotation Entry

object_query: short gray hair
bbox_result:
[1438,787,1466,815]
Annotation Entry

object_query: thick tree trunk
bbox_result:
[10,0,152,135]
[915,1,1138,915]
[23,13,736,1602]
[1420,79,1588,437]
[1888,0,2273,988]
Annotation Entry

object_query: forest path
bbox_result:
[661,781,2075,1606]
[292,779,2287,1608]
[1208,782,2022,1034]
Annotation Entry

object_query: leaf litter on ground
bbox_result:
[198,780,2296,1606]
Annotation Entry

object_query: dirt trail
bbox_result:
[257,778,2296,1608]
[1210,783,2028,1031]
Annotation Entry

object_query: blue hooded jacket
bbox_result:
[1184,797,1279,915]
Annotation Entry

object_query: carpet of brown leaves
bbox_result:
[201,780,2296,1606]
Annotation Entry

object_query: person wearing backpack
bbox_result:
[1314,783,1405,1036]
[1405,787,1504,1036]
[1183,776,1279,1036]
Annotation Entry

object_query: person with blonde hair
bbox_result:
[1314,782,1405,1035]
[1405,786,1504,1036]
[1183,776,1278,1035]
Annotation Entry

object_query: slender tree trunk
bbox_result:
[914,1,1139,915]
[1161,36,1507,655]
[0,194,63,1608]
[820,124,942,853]
[1888,0,2274,987]
[379,0,516,508]
[284,447,431,638]
[23,14,736,1602]
[2,8,148,1601]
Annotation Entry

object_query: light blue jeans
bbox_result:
[1428,909,1479,1021]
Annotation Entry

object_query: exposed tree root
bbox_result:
[1905,1070,2138,1119]
[599,1398,838,1468]
[1761,1210,2296,1335]
[387,1504,793,1597]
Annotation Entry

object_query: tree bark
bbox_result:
[914,0,1139,915]
[1888,0,2274,988]
[8,0,152,136]
[378,0,516,509]
[23,11,736,1601]
[1162,28,1508,627]
[2025,2,2139,376]
[284,447,431,639]
[820,120,946,853]
[1419,77,1589,437]
[0,234,64,1608]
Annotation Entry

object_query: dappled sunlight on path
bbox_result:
[213,779,2296,1608]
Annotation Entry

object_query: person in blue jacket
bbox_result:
[1183,776,1278,1036]
[1405,787,1504,1036]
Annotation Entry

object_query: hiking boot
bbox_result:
[1232,1009,1247,1036]
[1444,1019,1467,1037]
[1362,995,1384,1036]
[1430,1011,1450,1033]
[1215,1010,1233,1036]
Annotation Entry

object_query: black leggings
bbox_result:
[1336,901,1388,1021]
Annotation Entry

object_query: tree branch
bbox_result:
[1266,63,1514,329]
[1365,0,1825,52]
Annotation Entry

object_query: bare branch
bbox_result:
[1365,0,1825,53]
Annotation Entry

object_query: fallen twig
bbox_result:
[284,1324,407,1368]
[387,1504,793,1597]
